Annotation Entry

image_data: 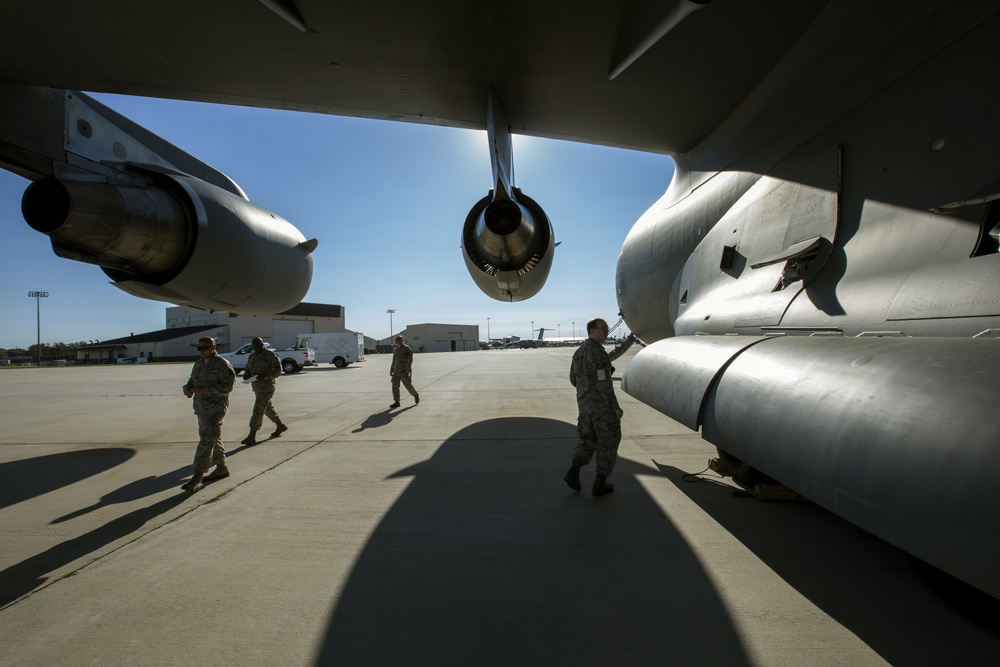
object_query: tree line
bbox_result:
[1,342,90,360]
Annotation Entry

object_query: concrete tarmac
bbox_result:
[0,348,997,666]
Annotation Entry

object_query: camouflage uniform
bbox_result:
[244,348,283,430]
[184,354,236,474]
[390,343,419,403]
[569,338,622,476]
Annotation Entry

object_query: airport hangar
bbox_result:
[75,303,480,363]
[377,324,480,354]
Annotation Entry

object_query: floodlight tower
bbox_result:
[28,290,49,366]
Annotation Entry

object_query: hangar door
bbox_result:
[273,320,314,349]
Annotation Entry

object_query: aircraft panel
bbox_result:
[0,1,828,155]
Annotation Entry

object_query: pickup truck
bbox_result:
[220,341,315,374]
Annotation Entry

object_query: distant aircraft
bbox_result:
[0,1,998,600]
[534,328,584,347]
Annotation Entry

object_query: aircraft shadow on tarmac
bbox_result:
[316,417,752,666]
[0,448,135,511]
[656,464,1000,665]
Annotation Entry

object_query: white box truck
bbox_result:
[292,331,365,368]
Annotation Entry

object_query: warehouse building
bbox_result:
[75,307,479,363]
[77,302,347,363]
[377,323,480,353]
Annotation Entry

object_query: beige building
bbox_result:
[75,308,481,363]
[75,324,226,365]
[166,302,346,351]
[380,323,480,353]
[77,302,347,363]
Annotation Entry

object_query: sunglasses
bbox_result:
[196,345,213,351]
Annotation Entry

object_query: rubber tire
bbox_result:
[333,357,347,368]
[716,448,771,487]
[282,359,298,374]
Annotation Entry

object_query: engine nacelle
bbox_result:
[461,188,554,302]
[622,334,1000,599]
[21,173,317,314]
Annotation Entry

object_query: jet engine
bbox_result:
[21,171,317,314]
[461,187,554,302]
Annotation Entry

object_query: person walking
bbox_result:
[389,335,419,408]
[563,318,623,496]
[240,337,288,445]
[181,336,236,492]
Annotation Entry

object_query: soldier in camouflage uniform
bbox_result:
[389,335,420,408]
[240,337,288,446]
[181,336,236,492]
[564,318,623,496]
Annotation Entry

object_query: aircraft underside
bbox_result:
[615,5,1000,600]
[0,0,997,605]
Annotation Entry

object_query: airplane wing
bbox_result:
[0,0,827,157]
[5,0,833,306]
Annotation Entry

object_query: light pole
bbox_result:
[386,309,395,346]
[28,290,49,367]
[487,317,490,344]
[573,321,575,338]
[558,323,561,337]
[531,320,534,340]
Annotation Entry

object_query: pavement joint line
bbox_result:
[1,395,582,607]
[1,390,572,611]
[0,495,205,612]
[0,432,339,612]
[410,354,491,390]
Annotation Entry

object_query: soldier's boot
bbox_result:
[181,471,204,492]
[240,429,258,445]
[592,474,614,497]
[389,401,401,408]
[563,462,582,492]
[414,393,420,405]
[271,422,288,438]
[204,464,230,482]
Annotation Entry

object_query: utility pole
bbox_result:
[386,309,395,347]
[28,290,49,367]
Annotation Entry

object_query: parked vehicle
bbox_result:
[220,341,315,374]
[291,331,365,368]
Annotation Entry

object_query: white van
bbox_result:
[292,331,365,368]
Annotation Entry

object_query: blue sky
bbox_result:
[0,94,673,349]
